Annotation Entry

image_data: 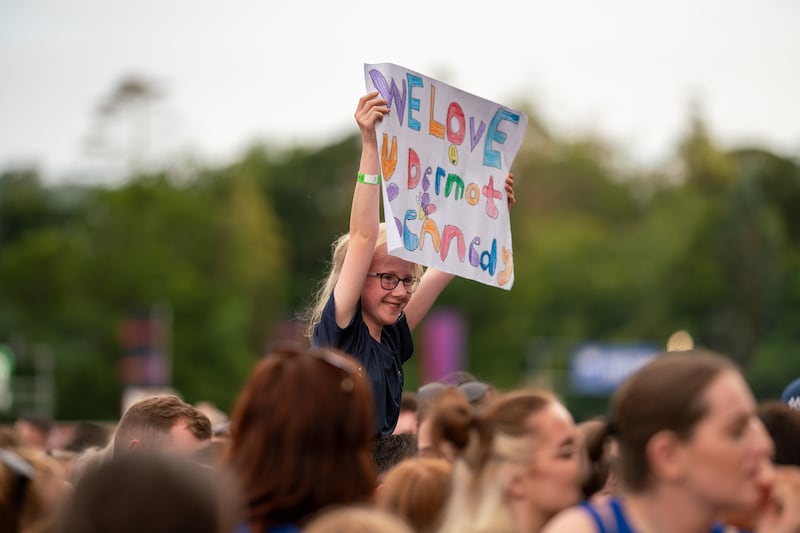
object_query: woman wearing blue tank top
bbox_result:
[542,350,800,533]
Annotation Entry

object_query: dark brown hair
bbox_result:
[374,434,418,479]
[612,350,736,491]
[757,401,800,466]
[226,346,376,530]
[576,417,616,499]
[113,395,212,456]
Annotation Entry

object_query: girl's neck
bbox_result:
[366,321,382,341]
[362,311,383,341]
[622,489,716,533]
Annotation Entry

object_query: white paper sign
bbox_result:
[364,63,527,290]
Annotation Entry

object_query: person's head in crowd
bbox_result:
[416,382,498,461]
[45,422,112,482]
[723,400,800,531]
[611,351,772,506]
[67,444,112,487]
[112,395,212,457]
[61,422,111,454]
[433,387,580,533]
[393,392,418,435]
[226,345,376,531]
[374,434,418,484]
[304,505,414,533]
[416,384,457,459]
[416,379,495,458]
[542,349,777,533]
[781,377,800,410]
[758,401,800,467]
[576,417,618,500]
[0,426,19,448]
[1,447,68,533]
[376,456,452,533]
[13,414,52,451]
[58,453,221,533]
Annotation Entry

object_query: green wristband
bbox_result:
[357,172,381,185]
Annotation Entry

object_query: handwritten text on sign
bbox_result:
[365,63,527,290]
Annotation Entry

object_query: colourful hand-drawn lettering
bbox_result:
[381,133,398,180]
[367,63,525,289]
[387,183,400,201]
[484,108,521,169]
[407,74,424,131]
[497,246,514,286]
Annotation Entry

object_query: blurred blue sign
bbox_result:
[570,343,659,394]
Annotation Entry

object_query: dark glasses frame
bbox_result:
[367,272,419,293]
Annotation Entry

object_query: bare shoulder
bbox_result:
[541,506,597,533]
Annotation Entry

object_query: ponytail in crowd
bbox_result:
[433,388,557,533]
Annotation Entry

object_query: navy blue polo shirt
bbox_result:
[312,292,413,436]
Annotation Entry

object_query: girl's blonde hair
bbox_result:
[432,389,557,533]
[303,223,423,339]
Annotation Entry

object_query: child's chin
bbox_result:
[381,311,402,324]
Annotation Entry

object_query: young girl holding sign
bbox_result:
[305,91,515,436]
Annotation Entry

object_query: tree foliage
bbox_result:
[1,108,799,421]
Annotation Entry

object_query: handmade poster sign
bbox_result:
[364,63,527,290]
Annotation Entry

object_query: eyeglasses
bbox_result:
[367,272,419,293]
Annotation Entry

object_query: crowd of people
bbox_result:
[3,93,800,533]
[1,347,800,533]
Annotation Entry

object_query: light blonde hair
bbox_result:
[432,389,557,533]
[303,223,423,339]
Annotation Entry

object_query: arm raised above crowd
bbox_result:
[333,92,389,330]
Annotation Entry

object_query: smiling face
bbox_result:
[678,370,774,513]
[361,244,417,338]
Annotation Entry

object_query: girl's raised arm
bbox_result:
[332,92,389,329]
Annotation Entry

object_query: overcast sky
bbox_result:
[1,0,798,183]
